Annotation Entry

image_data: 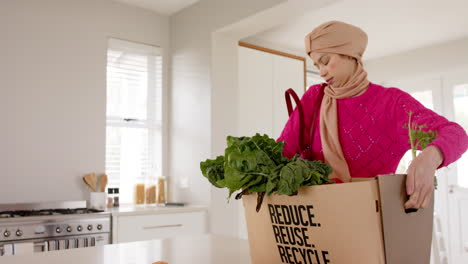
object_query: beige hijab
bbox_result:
[304,21,369,182]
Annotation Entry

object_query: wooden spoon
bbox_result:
[83,173,97,192]
[99,174,108,192]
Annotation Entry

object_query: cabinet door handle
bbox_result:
[35,242,48,252]
[143,224,183,230]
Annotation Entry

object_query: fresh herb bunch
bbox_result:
[200,134,333,211]
[403,111,439,188]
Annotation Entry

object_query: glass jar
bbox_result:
[113,188,120,207]
[145,183,156,204]
[107,188,114,209]
[156,177,167,204]
[134,183,146,204]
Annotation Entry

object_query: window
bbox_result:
[106,38,163,204]
[452,84,468,187]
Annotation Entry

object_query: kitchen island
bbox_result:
[1,234,251,264]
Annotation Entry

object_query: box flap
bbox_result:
[377,174,433,264]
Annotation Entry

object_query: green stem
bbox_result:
[249,172,270,177]
[408,112,416,159]
[413,141,420,158]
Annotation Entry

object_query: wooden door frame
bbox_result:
[238,41,306,92]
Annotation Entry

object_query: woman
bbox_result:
[277,21,468,210]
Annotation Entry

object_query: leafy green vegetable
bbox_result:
[403,111,438,159]
[200,133,333,211]
[200,156,225,188]
[403,111,439,188]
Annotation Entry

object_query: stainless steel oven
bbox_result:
[0,201,111,256]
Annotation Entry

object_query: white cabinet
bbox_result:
[238,46,273,137]
[272,54,306,138]
[111,207,207,243]
[237,44,305,239]
[238,45,305,139]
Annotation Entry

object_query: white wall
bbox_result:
[169,0,335,237]
[0,0,169,203]
[365,37,468,84]
[168,0,288,237]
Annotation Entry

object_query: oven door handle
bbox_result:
[35,241,49,252]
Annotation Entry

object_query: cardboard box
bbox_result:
[242,174,434,264]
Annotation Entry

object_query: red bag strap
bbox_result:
[285,88,305,150]
[285,84,325,152]
[309,85,325,145]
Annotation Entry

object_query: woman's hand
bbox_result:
[405,145,444,209]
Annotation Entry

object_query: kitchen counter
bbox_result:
[1,234,251,264]
[108,204,207,216]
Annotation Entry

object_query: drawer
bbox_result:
[116,211,207,243]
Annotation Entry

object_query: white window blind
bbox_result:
[106,38,163,204]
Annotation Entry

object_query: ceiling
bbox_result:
[243,0,468,61]
[112,0,200,15]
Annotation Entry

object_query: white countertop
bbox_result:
[1,234,251,264]
[108,204,207,216]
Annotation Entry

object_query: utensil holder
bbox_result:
[89,192,107,210]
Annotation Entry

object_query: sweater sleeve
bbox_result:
[394,89,468,168]
[276,85,320,158]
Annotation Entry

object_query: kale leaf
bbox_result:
[200,155,225,188]
[200,133,333,207]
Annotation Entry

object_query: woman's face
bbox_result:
[310,52,357,87]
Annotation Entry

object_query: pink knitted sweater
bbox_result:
[277,82,468,178]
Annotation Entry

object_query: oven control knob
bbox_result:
[56,227,61,233]
[15,230,23,237]
[3,230,10,237]
[87,225,93,231]
[97,224,103,230]
[66,226,72,232]
[77,225,83,232]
